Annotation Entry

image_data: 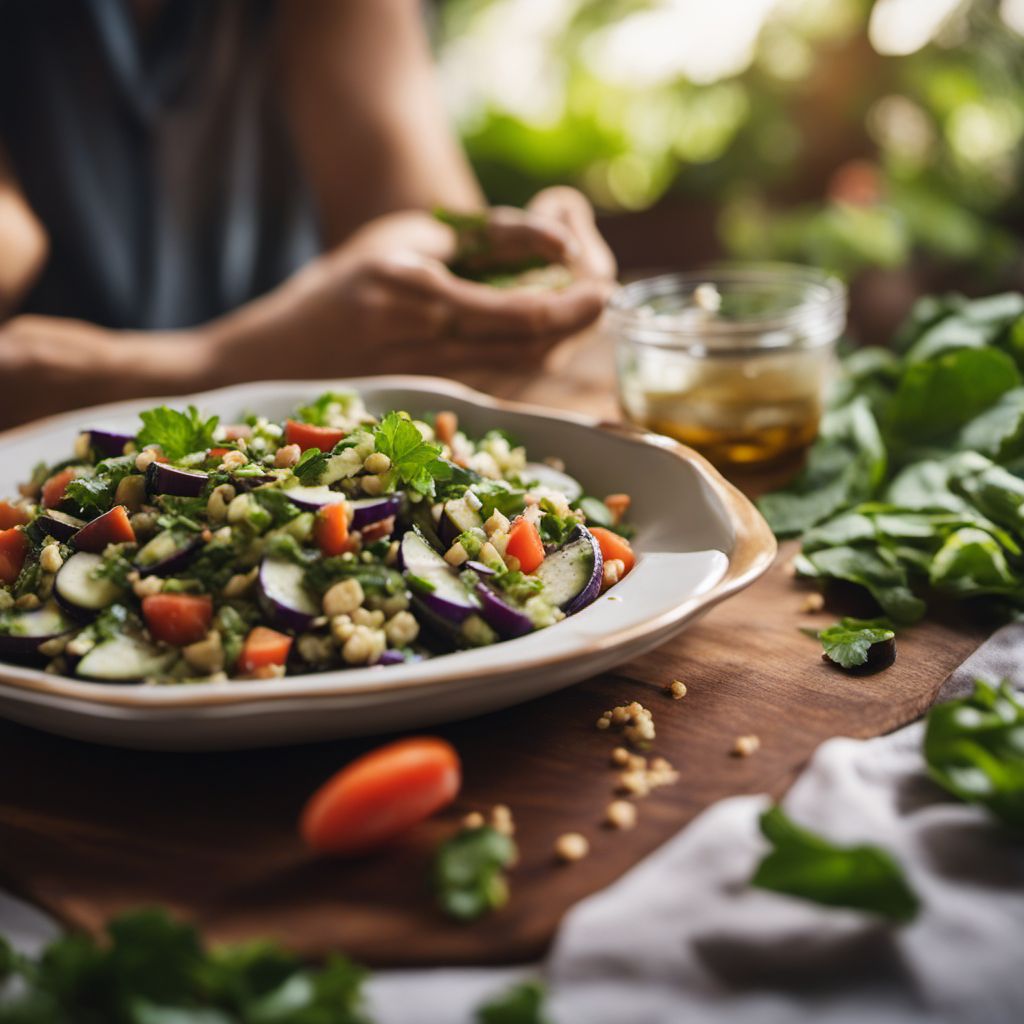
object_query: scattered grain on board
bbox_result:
[555,832,590,863]
[733,734,761,757]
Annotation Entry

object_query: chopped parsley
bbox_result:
[373,412,451,499]
[136,405,219,462]
[294,390,359,426]
[806,617,896,670]
[433,824,517,921]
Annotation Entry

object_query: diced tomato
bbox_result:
[300,737,461,856]
[141,594,213,647]
[590,526,636,575]
[284,419,345,452]
[208,448,232,460]
[0,501,29,529]
[603,493,631,526]
[238,626,293,673]
[506,517,545,574]
[0,529,29,586]
[41,468,79,509]
[220,424,252,441]
[360,516,395,544]
[72,505,136,553]
[434,410,458,446]
[314,502,350,556]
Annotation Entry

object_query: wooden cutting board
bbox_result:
[0,334,991,965]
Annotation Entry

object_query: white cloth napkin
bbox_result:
[4,626,1024,1024]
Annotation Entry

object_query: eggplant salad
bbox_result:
[0,393,636,684]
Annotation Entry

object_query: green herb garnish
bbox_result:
[923,679,1024,827]
[294,390,358,427]
[433,825,517,921]
[808,616,896,670]
[137,405,220,463]
[476,981,551,1024]
[373,413,451,499]
[751,805,919,922]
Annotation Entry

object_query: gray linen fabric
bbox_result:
[4,625,1024,1023]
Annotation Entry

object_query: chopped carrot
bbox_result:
[72,505,136,553]
[239,626,293,673]
[590,527,636,575]
[41,468,78,509]
[0,501,29,530]
[300,737,461,856]
[434,411,458,446]
[284,419,345,452]
[0,529,29,586]
[314,502,350,557]
[141,594,213,647]
[506,517,545,574]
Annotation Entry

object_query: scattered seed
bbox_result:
[733,734,761,758]
[668,680,687,700]
[605,800,637,830]
[554,832,590,863]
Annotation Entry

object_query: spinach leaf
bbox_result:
[928,527,1019,598]
[476,982,551,1024]
[801,545,925,623]
[751,806,919,922]
[810,617,895,670]
[136,406,219,463]
[433,825,517,921]
[923,679,1024,827]
[956,387,1024,462]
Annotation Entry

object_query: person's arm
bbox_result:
[276,0,483,245]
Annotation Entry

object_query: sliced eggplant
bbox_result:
[521,462,583,504]
[87,429,135,459]
[282,485,347,512]
[399,529,478,623]
[0,602,77,656]
[474,582,534,639]
[76,634,176,683]
[534,524,603,614]
[146,461,208,498]
[376,648,424,666]
[350,494,403,529]
[55,551,125,615]
[35,510,86,543]
[258,557,319,632]
[437,495,484,546]
[464,559,496,577]
[135,530,201,577]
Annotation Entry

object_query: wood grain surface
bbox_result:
[0,333,991,964]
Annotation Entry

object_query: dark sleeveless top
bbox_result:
[0,0,321,329]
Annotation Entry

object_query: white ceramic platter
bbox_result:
[0,377,776,750]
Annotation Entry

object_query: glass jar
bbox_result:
[608,265,846,468]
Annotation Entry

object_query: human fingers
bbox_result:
[526,186,617,280]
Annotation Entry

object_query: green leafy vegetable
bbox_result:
[476,982,551,1024]
[0,908,372,1023]
[751,806,919,922]
[294,391,358,427]
[373,413,451,499]
[304,556,404,597]
[157,495,209,534]
[137,406,220,463]
[64,456,137,517]
[923,679,1024,827]
[433,825,517,921]
[293,447,331,486]
[810,617,895,669]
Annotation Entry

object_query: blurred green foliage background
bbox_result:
[434,0,1024,326]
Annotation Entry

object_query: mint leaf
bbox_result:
[373,413,450,499]
[434,825,517,921]
[924,679,1024,827]
[477,981,551,1024]
[812,617,895,670]
[751,806,919,922]
[137,406,219,463]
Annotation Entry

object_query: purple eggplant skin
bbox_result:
[257,557,319,633]
[35,510,87,543]
[87,429,136,459]
[398,530,478,624]
[232,474,278,493]
[474,582,534,639]
[145,461,208,498]
[134,533,203,578]
[464,560,496,577]
[564,525,603,614]
[0,604,77,657]
[350,494,403,530]
[376,648,425,667]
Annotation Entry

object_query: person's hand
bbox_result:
[525,186,617,282]
[292,206,615,373]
